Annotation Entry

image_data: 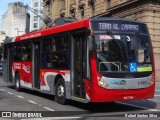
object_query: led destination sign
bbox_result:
[99,23,139,31]
[92,22,148,33]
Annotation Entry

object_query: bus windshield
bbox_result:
[94,33,153,73]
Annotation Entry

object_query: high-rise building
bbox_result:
[43,0,160,81]
[30,0,44,31]
[2,2,30,37]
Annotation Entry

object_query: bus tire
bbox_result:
[15,73,21,92]
[55,78,68,105]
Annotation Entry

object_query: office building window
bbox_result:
[108,0,112,8]
[34,2,38,7]
[34,9,39,14]
[33,23,38,29]
[34,16,38,21]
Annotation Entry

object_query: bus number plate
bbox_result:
[138,81,148,85]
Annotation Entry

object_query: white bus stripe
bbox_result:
[44,107,55,111]
[28,100,37,105]
[117,102,159,111]
[17,95,24,99]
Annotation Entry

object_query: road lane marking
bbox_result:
[117,102,159,111]
[7,92,14,94]
[44,107,55,111]
[155,90,160,91]
[154,95,160,97]
[0,89,5,91]
[28,100,37,105]
[17,95,24,99]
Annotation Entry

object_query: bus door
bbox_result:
[32,41,40,89]
[4,45,13,83]
[71,30,87,99]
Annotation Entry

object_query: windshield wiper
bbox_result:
[106,31,125,63]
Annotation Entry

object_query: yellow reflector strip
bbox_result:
[137,66,152,72]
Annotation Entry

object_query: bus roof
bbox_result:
[14,18,90,42]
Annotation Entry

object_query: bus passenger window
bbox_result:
[22,42,32,61]
[23,54,28,61]
[14,44,22,61]
[42,54,51,67]
[52,34,69,69]
[41,37,52,68]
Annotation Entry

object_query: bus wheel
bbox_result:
[55,78,68,105]
[15,73,21,92]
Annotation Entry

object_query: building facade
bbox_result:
[2,2,30,37]
[43,0,160,81]
[30,0,44,31]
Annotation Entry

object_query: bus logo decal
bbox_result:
[20,33,41,40]
[22,64,30,73]
[110,80,126,85]
[14,63,21,69]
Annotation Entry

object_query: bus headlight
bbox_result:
[149,76,154,85]
[99,80,105,87]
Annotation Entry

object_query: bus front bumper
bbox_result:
[89,84,155,102]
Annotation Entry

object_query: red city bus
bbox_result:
[3,18,155,104]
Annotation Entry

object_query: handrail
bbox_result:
[99,62,121,72]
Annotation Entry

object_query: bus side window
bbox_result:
[52,34,69,69]
[41,37,52,68]
[22,42,31,61]
[14,43,22,61]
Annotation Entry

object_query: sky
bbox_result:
[0,0,30,30]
